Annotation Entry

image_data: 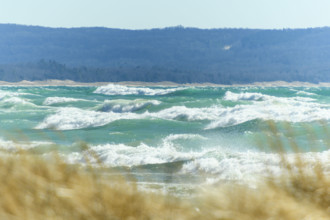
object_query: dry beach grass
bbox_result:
[0,123,328,219]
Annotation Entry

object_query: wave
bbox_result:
[65,134,209,167]
[223,91,269,101]
[296,90,316,96]
[180,150,330,183]
[98,99,161,113]
[65,144,195,167]
[0,89,37,97]
[35,107,145,130]
[2,137,328,184]
[94,84,184,96]
[36,95,330,130]
[43,97,89,105]
[0,90,41,109]
[162,134,207,143]
[35,105,220,130]
[0,90,21,100]
[2,97,33,105]
[0,139,54,151]
[62,137,330,183]
[206,95,328,129]
[0,97,38,110]
[152,105,222,121]
[223,91,316,102]
[153,98,329,129]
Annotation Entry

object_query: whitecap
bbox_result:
[296,90,316,96]
[180,150,330,182]
[201,91,322,128]
[206,95,328,129]
[0,90,19,100]
[36,89,330,130]
[63,141,330,184]
[63,133,208,167]
[99,99,161,112]
[36,105,221,130]
[153,105,221,121]
[94,84,184,96]
[36,98,330,130]
[65,140,209,167]
[0,97,38,109]
[162,134,207,143]
[223,91,269,101]
[35,107,144,130]
[0,139,54,151]
[43,97,89,105]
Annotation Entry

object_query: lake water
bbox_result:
[0,84,329,192]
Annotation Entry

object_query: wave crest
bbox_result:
[94,84,184,96]
[98,99,161,113]
[35,107,143,130]
[223,91,268,101]
[43,97,88,105]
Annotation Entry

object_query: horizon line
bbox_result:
[1,23,329,31]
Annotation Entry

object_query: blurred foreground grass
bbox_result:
[0,122,329,219]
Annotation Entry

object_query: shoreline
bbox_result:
[0,79,330,87]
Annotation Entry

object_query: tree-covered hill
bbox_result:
[1,24,330,83]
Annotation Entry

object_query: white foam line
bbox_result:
[94,84,184,96]
[43,97,90,105]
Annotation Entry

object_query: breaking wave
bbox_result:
[94,84,184,96]
[223,91,315,102]
[0,139,54,151]
[2,85,330,186]
[207,91,326,129]
[0,97,38,110]
[98,99,161,113]
[35,107,144,130]
[35,105,222,130]
[0,90,40,110]
[36,93,330,130]
[296,90,317,96]
[180,150,330,182]
[65,134,209,167]
[223,91,268,101]
[43,97,89,105]
[62,135,330,183]
[0,90,19,100]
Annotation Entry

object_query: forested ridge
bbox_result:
[1,24,330,83]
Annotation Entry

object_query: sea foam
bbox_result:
[223,91,268,101]
[205,91,328,129]
[0,139,54,151]
[65,134,209,167]
[98,99,161,113]
[180,150,330,183]
[36,95,330,130]
[35,107,145,130]
[36,89,330,131]
[43,97,89,105]
[94,84,183,96]
[62,137,330,184]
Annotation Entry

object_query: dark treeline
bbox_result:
[1,24,330,83]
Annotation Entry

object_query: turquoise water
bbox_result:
[0,84,329,187]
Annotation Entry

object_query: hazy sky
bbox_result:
[1,0,330,29]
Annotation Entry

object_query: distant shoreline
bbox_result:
[0,80,330,87]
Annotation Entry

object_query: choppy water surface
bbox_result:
[0,84,329,191]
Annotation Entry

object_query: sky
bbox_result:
[0,0,330,29]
